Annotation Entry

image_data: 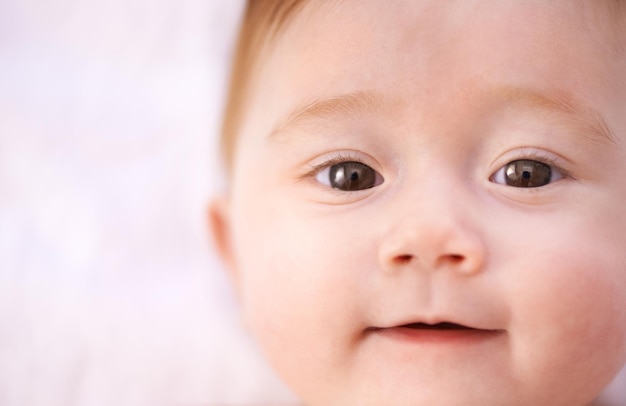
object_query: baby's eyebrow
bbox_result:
[268,90,384,140]
[487,86,617,147]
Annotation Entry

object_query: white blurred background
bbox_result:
[0,1,624,405]
[0,1,297,405]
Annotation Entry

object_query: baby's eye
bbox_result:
[315,161,383,191]
[491,159,563,188]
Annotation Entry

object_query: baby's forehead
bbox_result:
[275,1,626,82]
[247,1,626,144]
[264,1,626,91]
[585,0,626,54]
[280,0,626,48]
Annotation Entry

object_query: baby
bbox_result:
[210,1,626,404]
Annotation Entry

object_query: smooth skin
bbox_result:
[212,1,626,404]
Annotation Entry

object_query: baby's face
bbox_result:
[216,1,626,404]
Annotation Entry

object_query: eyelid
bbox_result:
[495,148,569,170]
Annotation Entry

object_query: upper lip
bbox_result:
[397,322,475,330]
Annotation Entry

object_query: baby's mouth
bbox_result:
[366,321,505,344]
[366,322,478,332]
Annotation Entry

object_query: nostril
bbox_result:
[449,254,464,263]
[394,254,413,264]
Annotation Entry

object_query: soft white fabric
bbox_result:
[0,1,623,405]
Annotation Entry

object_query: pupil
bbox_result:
[350,172,359,181]
[522,171,531,179]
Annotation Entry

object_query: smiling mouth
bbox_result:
[366,322,504,344]
[367,322,478,332]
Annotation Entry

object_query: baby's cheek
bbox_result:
[509,227,626,398]
[557,263,626,392]
[236,210,369,393]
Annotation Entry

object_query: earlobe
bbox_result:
[208,196,240,294]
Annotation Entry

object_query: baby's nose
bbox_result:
[377,179,486,276]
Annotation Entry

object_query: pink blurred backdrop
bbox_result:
[0,1,296,405]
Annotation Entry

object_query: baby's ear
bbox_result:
[208,196,240,295]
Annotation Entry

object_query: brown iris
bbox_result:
[329,162,378,191]
[503,159,552,187]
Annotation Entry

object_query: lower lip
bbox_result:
[369,326,505,345]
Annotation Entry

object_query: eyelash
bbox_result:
[300,152,368,180]
[494,150,571,179]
